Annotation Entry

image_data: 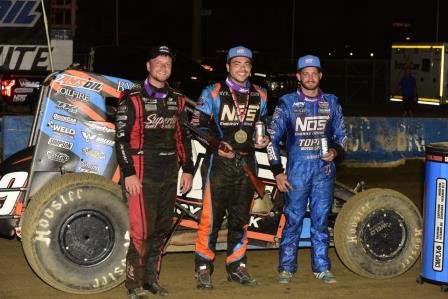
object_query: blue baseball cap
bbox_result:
[297,55,321,70]
[227,46,253,62]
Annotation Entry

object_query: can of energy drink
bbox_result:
[320,137,329,156]
[255,121,265,145]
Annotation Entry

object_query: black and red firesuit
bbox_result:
[115,82,193,290]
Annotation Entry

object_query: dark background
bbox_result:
[74,0,447,64]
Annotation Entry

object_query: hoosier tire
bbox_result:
[22,173,129,294]
[334,188,422,279]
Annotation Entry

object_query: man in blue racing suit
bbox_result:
[267,55,347,284]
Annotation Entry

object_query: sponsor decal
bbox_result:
[168,106,178,111]
[266,143,277,161]
[0,171,29,216]
[167,97,176,103]
[318,101,329,108]
[117,105,127,113]
[47,121,75,138]
[53,113,77,125]
[298,138,321,150]
[116,115,128,121]
[116,121,126,129]
[84,122,115,133]
[48,137,73,150]
[0,0,41,27]
[80,161,99,174]
[56,100,79,114]
[59,87,90,102]
[0,45,49,71]
[141,98,157,104]
[220,104,259,122]
[81,131,115,146]
[272,107,282,121]
[293,101,305,108]
[293,108,306,114]
[145,104,157,111]
[46,150,69,163]
[145,114,177,129]
[14,87,33,93]
[433,178,446,271]
[116,81,139,92]
[295,116,329,132]
[82,147,105,160]
[18,79,40,88]
[55,74,103,92]
[12,94,27,102]
[318,108,331,114]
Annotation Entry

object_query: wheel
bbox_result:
[441,285,448,293]
[334,188,422,279]
[22,173,129,294]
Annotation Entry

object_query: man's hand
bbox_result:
[179,173,193,194]
[254,135,270,149]
[218,141,235,159]
[321,148,337,162]
[275,173,293,192]
[125,175,141,197]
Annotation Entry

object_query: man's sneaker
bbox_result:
[143,282,168,296]
[278,271,294,284]
[314,270,337,283]
[227,265,257,286]
[196,266,213,289]
[127,287,149,299]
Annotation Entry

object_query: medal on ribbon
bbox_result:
[234,129,248,143]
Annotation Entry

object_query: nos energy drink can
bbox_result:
[320,137,329,156]
[255,121,265,145]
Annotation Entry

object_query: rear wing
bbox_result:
[26,70,138,199]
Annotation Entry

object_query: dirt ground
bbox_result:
[1,159,447,299]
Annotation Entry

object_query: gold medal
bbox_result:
[234,129,248,144]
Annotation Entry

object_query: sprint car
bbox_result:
[0,70,422,294]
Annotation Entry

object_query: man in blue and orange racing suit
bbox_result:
[267,55,347,284]
[115,45,193,299]
[191,46,269,289]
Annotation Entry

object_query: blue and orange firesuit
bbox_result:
[191,81,267,273]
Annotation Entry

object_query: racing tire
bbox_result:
[334,188,422,279]
[22,173,129,294]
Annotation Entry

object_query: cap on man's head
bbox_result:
[297,55,321,70]
[147,45,175,61]
[227,46,253,62]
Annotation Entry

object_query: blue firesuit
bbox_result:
[267,89,347,273]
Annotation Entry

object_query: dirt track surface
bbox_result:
[0,159,447,299]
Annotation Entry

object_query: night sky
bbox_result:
[74,0,447,70]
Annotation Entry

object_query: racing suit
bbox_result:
[267,89,347,273]
[115,82,193,290]
[191,81,267,273]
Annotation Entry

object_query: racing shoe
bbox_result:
[227,265,257,286]
[196,266,213,289]
[314,270,337,283]
[278,271,294,284]
[127,287,149,299]
[142,282,168,296]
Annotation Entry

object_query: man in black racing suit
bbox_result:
[115,45,193,299]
